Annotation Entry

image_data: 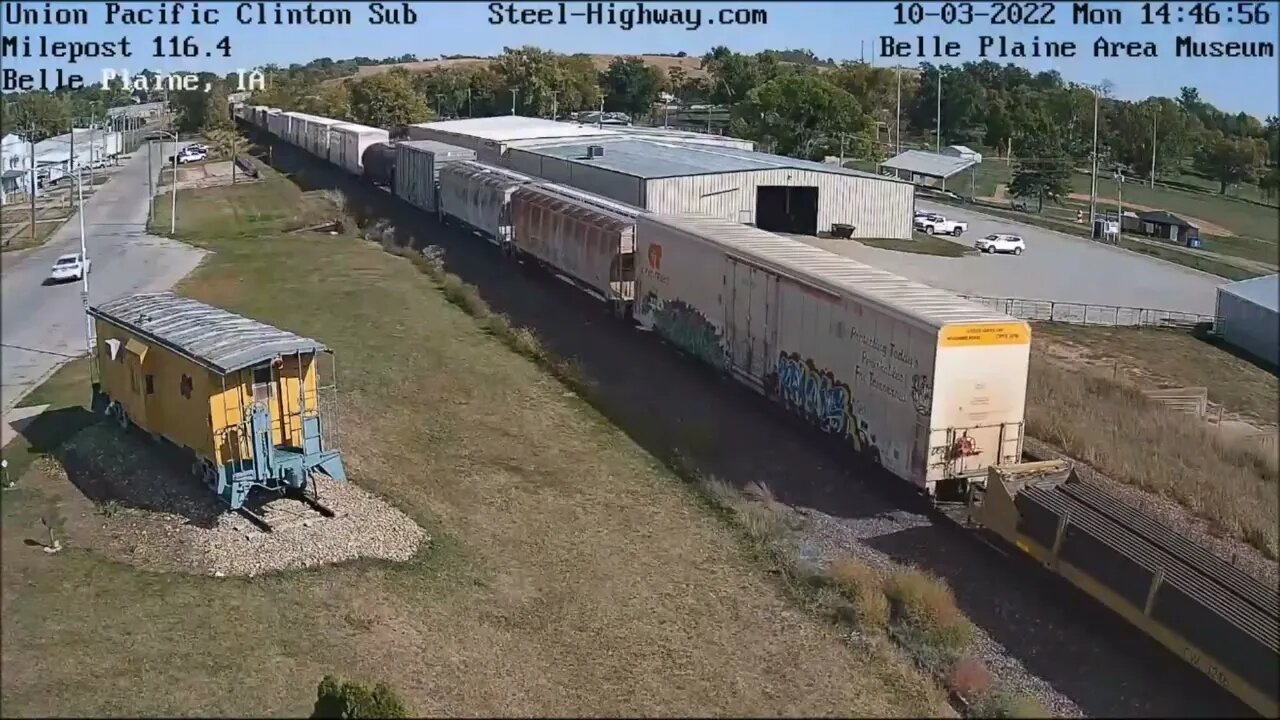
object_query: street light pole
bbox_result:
[75,168,93,362]
[1088,88,1100,230]
[895,65,902,156]
[936,69,942,152]
[1150,113,1158,189]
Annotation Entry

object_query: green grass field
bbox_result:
[1,174,950,717]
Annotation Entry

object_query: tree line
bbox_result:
[5,46,1277,203]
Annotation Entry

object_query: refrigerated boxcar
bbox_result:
[395,140,476,213]
[633,213,1030,497]
[329,122,390,176]
[437,160,536,246]
[89,292,347,512]
[511,182,640,315]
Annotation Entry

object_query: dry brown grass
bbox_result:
[883,567,976,675]
[1,174,946,717]
[827,558,891,632]
[1027,354,1279,558]
[948,657,993,700]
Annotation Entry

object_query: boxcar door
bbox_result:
[725,258,752,374]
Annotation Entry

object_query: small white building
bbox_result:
[503,136,915,239]
[1215,274,1278,367]
[0,134,34,202]
[942,145,982,164]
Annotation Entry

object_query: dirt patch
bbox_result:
[29,423,427,577]
[172,161,256,192]
[1064,193,1237,236]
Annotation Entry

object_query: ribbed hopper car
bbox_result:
[89,293,348,529]
[972,461,1280,717]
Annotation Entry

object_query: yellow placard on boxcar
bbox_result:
[939,322,1031,347]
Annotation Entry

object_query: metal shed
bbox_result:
[879,150,978,195]
[505,137,915,239]
[1215,274,1278,367]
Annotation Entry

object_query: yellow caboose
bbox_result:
[89,292,347,516]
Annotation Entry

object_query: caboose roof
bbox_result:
[89,292,327,375]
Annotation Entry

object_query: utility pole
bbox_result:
[76,168,93,365]
[839,134,847,166]
[1088,87,1100,230]
[895,65,902,156]
[466,88,472,118]
[1150,113,1157,189]
[511,89,517,116]
[598,97,604,129]
[87,114,95,188]
[68,119,76,211]
[1116,171,1124,239]
[935,69,942,152]
[550,91,559,120]
[147,139,154,220]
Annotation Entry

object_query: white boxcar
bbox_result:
[282,111,309,146]
[438,161,536,245]
[329,123,389,175]
[511,183,640,311]
[266,109,286,137]
[395,140,476,213]
[633,213,1031,496]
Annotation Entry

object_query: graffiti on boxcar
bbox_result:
[773,352,879,460]
[911,373,933,417]
[644,293,729,370]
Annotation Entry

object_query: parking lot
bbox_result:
[806,200,1225,316]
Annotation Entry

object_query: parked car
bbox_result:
[48,252,91,283]
[176,147,207,164]
[914,213,968,236]
[974,233,1026,255]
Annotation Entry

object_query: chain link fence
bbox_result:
[960,295,1217,330]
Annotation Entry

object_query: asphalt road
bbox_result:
[1,142,206,416]
[807,199,1226,316]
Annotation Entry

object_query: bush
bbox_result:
[311,675,409,719]
[947,656,992,700]
[883,567,975,675]
[827,557,890,632]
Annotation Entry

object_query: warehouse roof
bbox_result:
[880,150,976,179]
[1219,273,1278,313]
[518,137,900,182]
[638,214,1018,330]
[409,116,624,143]
[397,139,475,157]
[89,292,328,375]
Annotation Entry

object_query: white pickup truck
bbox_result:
[914,212,968,236]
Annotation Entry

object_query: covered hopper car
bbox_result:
[510,182,640,317]
[971,462,1280,718]
[633,212,1028,497]
[89,293,348,525]
[438,160,536,246]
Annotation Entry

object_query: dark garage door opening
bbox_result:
[756,186,819,235]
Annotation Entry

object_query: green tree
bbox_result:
[347,68,431,128]
[490,46,569,117]
[1008,122,1072,212]
[311,675,409,719]
[1259,166,1280,203]
[730,73,871,159]
[602,57,662,117]
[0,91,71,140]
[1194,132,1264,193]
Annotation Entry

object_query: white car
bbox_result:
[914,213,968,236]
[176,148,207,164]
[48,252,91,282]
[974,233,1026,255]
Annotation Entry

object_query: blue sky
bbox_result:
[6,1,1279,118]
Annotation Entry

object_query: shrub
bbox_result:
[947,655,992,700]
[311,675,409,719]
[883,567,975,675]
[827,557,890,632]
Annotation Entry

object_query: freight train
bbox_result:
[233,105,1279,716]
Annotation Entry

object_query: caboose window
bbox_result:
[252,366,273,402]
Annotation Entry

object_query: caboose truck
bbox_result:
[88,293,348,531]
[970,461,1280,718]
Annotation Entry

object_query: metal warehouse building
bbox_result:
[405,116,621,165]
[1215,274,1278,367]
[503,137,915,239]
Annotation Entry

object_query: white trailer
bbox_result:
[395,140,476,213]
[329,123,389,175]
[632,213,1031,497]
[437,161,535,246]
[511,182,640,313]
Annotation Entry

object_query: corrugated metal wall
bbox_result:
[505,149,645,206]
[1217,290,1279,367]
[646,169,914,239]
